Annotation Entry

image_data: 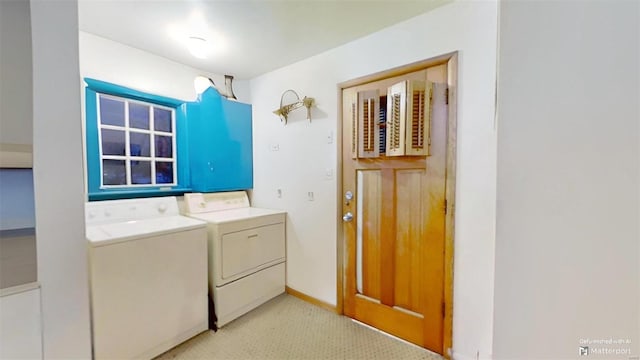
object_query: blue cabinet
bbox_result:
[187,88,253,192]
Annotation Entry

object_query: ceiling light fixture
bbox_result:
[187,36,208,59]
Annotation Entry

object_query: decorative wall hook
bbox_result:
[273,89,315,125]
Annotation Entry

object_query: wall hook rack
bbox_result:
[272,89,315,125]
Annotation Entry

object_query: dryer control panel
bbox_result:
[184,191,250,214]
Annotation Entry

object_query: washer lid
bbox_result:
[87,215,206,247]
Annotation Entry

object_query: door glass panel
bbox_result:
[356,169,382,300]
[102,160,126,185]
[130,132,150,157]
[99,96,125,126]
[130,160,151,185]
[101,129,125,156]
[155,161,173,184]
[155,135,173,158]
[154,108,172,132]
[129,103,150,129]
[357,171,363,294]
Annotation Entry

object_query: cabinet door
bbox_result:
[188,88,253,192]
[0,287,42,360]
[386,82,407,156]
[349,93,358,159]
[405,80,432,156]
[187,88,223,192]
[385,80,432,157]
[357,90,380,158]
[219,99,253,190]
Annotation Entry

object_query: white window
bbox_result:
[97,94,177,188]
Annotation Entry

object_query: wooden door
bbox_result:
[341,63,449,354]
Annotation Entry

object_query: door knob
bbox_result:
[343,212,353,222]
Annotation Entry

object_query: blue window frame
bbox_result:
[85,78,191,201]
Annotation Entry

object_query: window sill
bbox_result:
[88,187,192,201]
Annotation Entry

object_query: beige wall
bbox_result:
[31,0,93,357]
[0,0,32,145]
[249,2,499,359]
[79,31,251,104]
[494,1,640,358]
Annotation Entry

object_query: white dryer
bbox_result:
[85,196,208,360]
[183,191,286,327]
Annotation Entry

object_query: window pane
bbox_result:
[130,132,150,157]
[129,103,150,129]
[99,96,125,126]
[101,129,125,156]
[155,135,173,158]
[131,160,151,185]
[154,108,172,132]
[155,162,173,184]
[103,160,126,185]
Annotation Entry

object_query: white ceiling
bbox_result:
[78,0,451,80]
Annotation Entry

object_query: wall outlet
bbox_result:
[327,131,333,144]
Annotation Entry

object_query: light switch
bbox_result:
[325,168,333,180]
[270,143,280,151]
[327,131,333,144]
[307,191,314,201]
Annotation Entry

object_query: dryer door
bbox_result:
[219,223,285,284]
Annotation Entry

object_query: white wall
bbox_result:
[250,2,498,359]
[79,31,250,103]
[0,0,32,145]
[31,1,93,358]
[493,1,640,359]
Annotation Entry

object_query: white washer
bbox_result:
[85,196,208,360]
[183,191,286,327]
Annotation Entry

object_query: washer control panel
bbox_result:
[85,196,180,225]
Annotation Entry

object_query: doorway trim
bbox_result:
[335,52,458,358]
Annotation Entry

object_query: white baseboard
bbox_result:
[452,350,493,360]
